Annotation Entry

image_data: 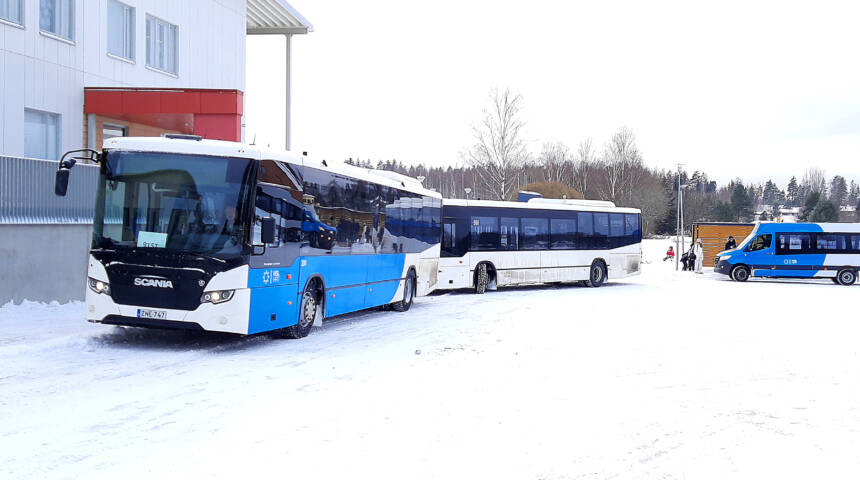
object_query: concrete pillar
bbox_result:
[285,33,292,151]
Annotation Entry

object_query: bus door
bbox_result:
[743,233,774,277]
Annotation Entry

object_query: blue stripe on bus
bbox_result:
[247,253,407,333]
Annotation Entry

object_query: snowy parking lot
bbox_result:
[2,239,860,479]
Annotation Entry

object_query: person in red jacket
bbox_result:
[663,245,675,261]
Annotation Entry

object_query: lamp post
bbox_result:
[464,187,472,199]
[417,175,425,184]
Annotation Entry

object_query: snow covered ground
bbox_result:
[2,239,859,479]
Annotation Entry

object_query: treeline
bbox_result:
[341,89,859,236]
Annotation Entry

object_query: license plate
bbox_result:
[137,309,167,320]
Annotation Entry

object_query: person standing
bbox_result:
[725,236,737,251]
[694,238,704,274]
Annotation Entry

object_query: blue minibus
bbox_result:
[714,222,860,285]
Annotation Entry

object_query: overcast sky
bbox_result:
[246,0,860,188]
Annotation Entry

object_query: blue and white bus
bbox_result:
[714,222,860,285]
[54,136,441,337]
[437,198,642,293]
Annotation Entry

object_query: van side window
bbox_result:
[748,234,772,252]
[776,233,811,254]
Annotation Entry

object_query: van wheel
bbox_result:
[475,263,489,294]
[731,265,750,282]
[837,269,857,286]
[280,283,320,339]
[584,260,606,287]
[392,271,416,311]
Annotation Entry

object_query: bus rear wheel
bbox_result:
[731,265,750,282]
[392,271,416,312]
[475,263,489,294]
[585,260,606,288]
[280,283,321,339]
[837,269,857,286]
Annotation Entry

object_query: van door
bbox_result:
[743,233,774,277]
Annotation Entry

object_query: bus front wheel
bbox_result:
[731,265,750,282]
[280,282,321,339]
[585,260,606,288]
[475,264,489,294]
[392,270,416,311]
[837,269,857,286]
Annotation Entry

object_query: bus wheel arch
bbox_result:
[731,265,751,282]
[585,259,607,287]
[392,268,417,312]
[837,268,857,286]
[279,276,324,339]
[474,262,496,294]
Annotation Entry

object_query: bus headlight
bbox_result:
[88,277,111,295]
[201,290,235,305]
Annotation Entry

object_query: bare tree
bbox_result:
[463,88,529,200]
[801,167,827,199]
[570,138,595,198]
[538,141,570,184]
[598,126,644,205]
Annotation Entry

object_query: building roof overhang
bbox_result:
[247,0,313,35]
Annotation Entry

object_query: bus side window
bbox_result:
[851,235,860,252]
[470,216,499,251]
[578,212,594,250]
[593,213,609,249]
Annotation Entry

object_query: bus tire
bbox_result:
[475,263,489,294]
[280,282,321,339]
[731,265,750,282]
[831,278,840,284]
[391,270,416,312]
[837,269,857,286]
[585,260,606,288]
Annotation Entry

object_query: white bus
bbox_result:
[437,198,642,293]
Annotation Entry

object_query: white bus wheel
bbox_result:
[475,264,489,294]
[837,269,857,286]
[585,260,606,288]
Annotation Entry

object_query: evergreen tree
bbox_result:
[810,200,839,222]
[799,191,821,221]
[830,175,848,206]
[730,183,754,221]
[848,180,859,206]
[786,176,799,206]
[762,180,778,205]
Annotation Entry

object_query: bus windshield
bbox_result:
[93,151,256,256]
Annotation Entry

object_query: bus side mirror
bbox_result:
[261,217,276,244]
[55,169,70,196]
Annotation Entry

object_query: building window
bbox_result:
[103,124,127,140]
[24,109,61,160]
[146,15,178,75]
[0,0,24,25]
[107,0,134,60]
[40,0,75,41]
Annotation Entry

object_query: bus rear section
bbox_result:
[714,222,860,285]
[438,199,642,293]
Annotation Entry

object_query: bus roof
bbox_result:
[443,198,640,214]
[102,136,441,199]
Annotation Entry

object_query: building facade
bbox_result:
[0,0,310,159]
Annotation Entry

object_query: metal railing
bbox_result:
[0,156,99,224]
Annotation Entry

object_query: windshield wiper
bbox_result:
[186,252,226,264]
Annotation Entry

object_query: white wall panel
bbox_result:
[2,0,249,158]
